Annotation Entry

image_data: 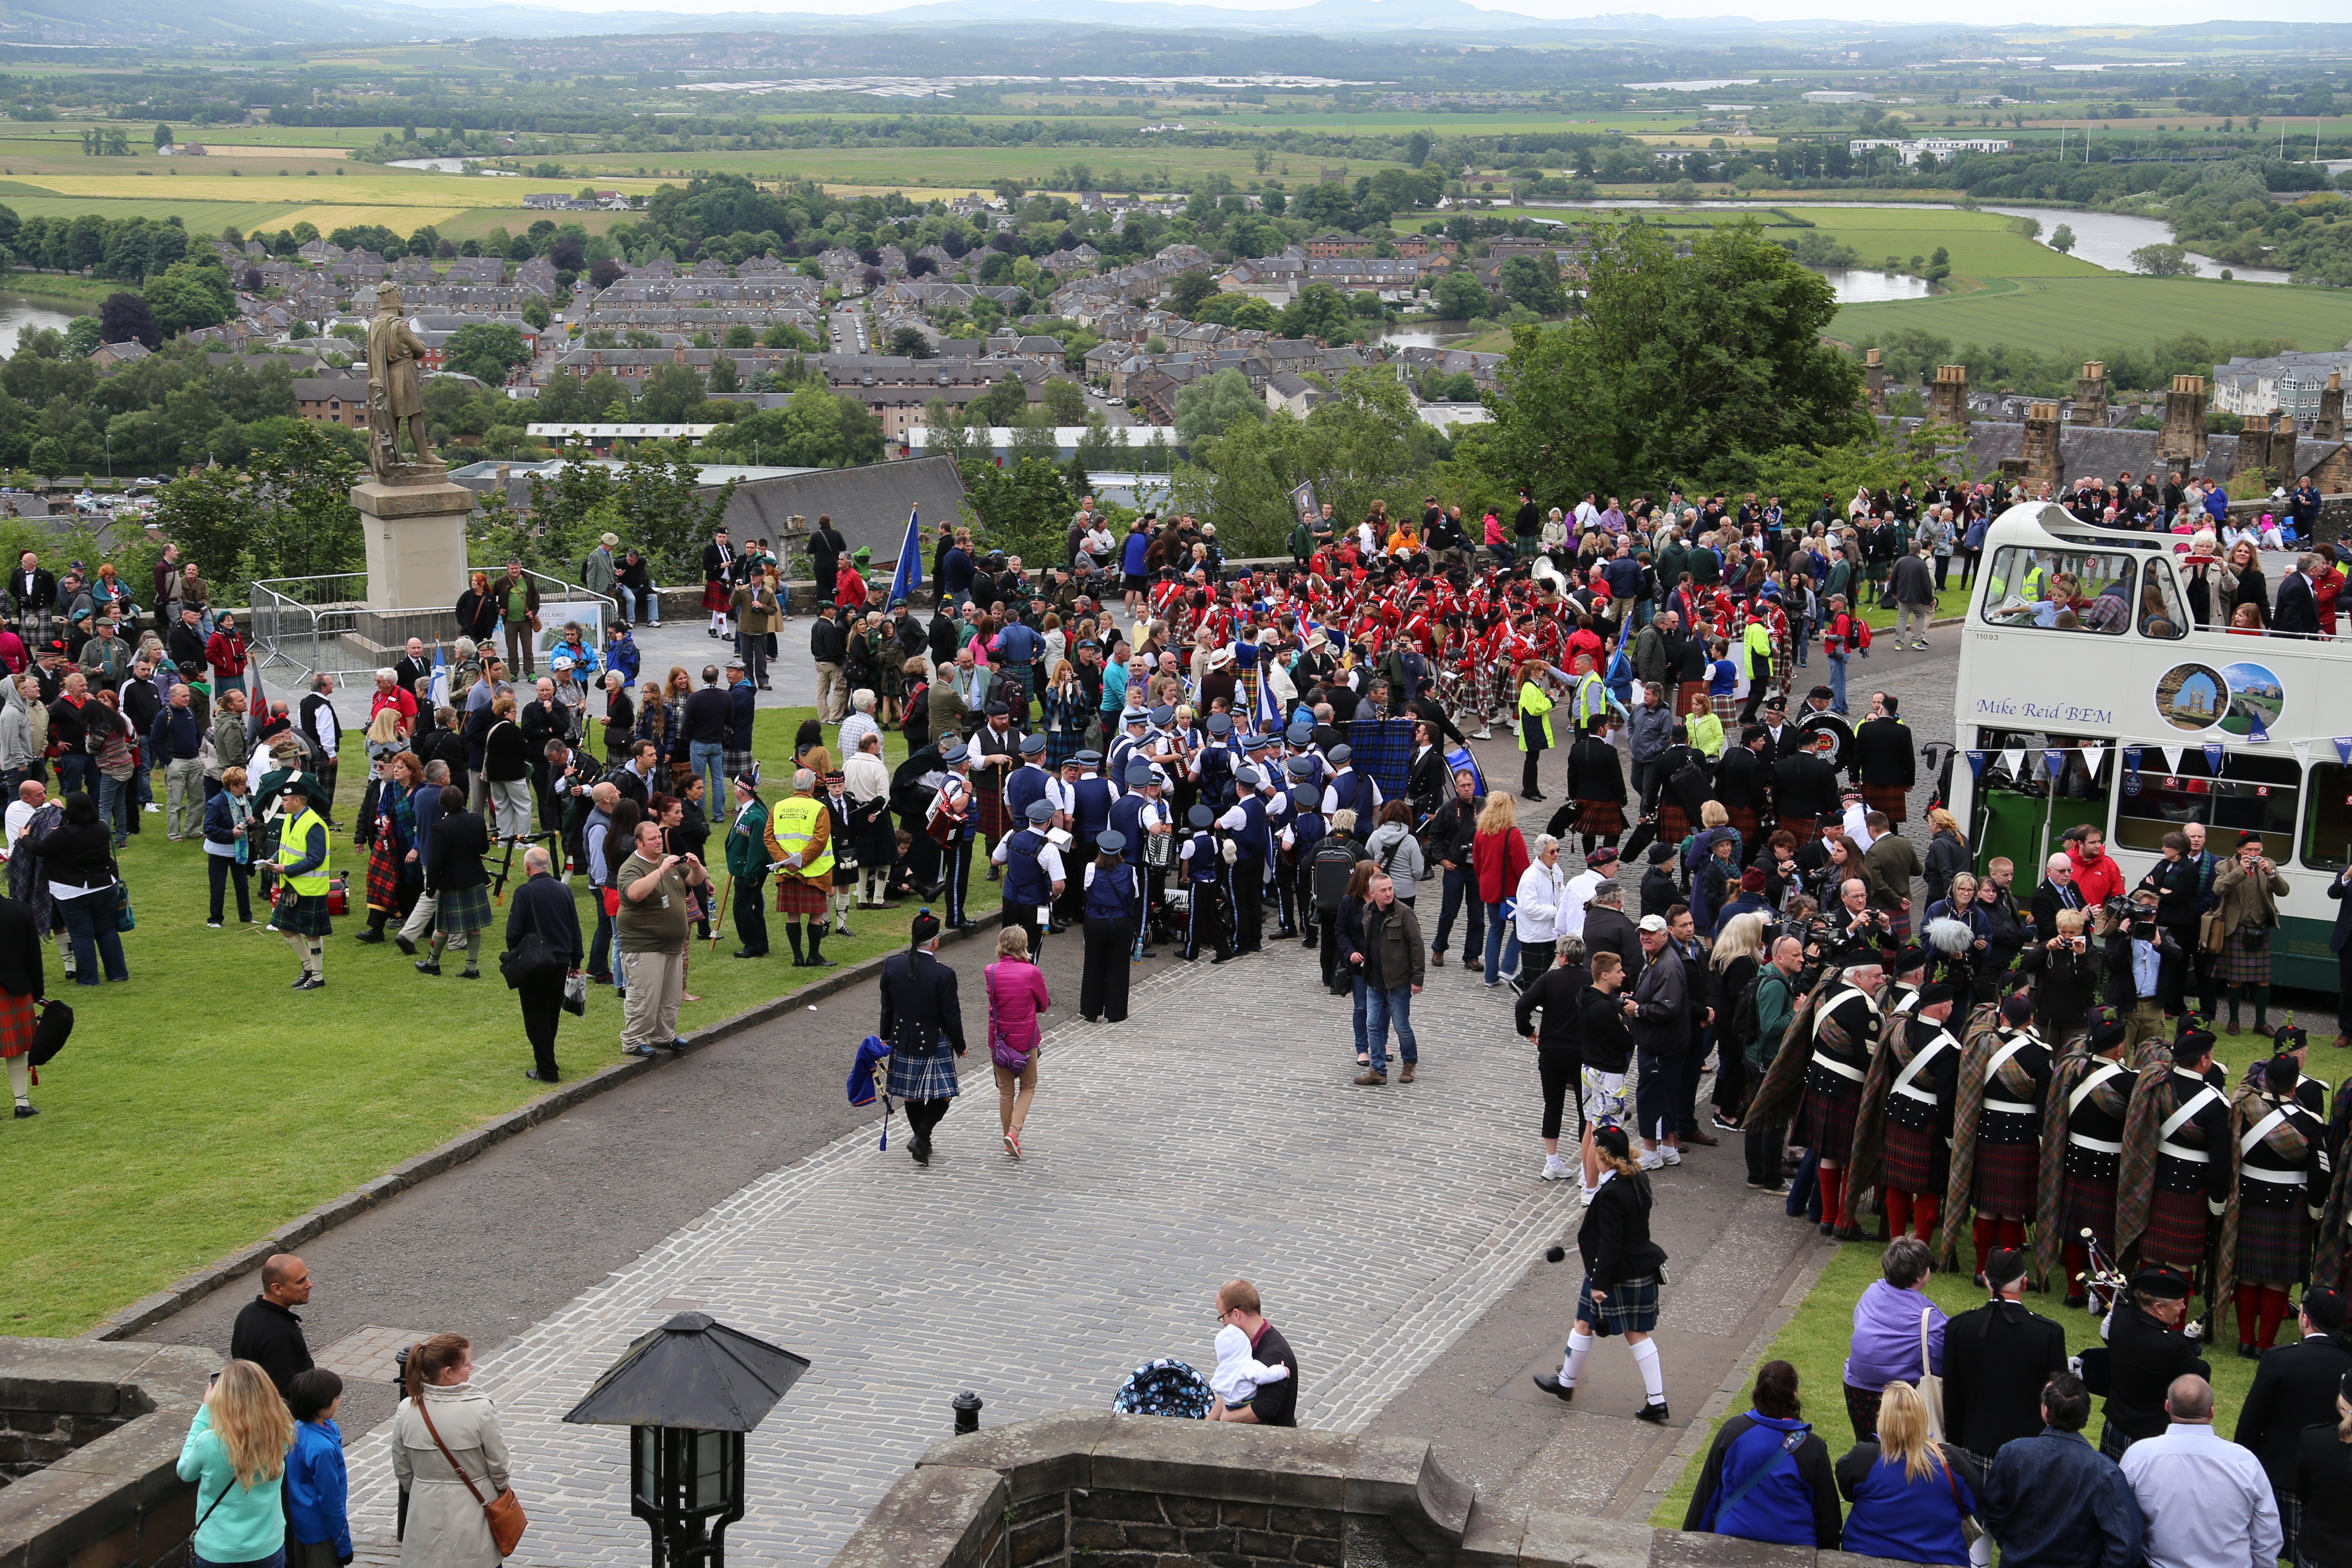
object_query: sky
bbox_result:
[531,0,2342,25]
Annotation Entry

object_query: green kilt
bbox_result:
[270,889,333,938]
[438,882,494,936]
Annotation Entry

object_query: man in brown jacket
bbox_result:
[1350,870,1427,1085]
[1862,810,1923,934]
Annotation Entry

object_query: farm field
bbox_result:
[557,143,1401,188]
[0,191,473,234]
[1484,203,2109,280]
[1832,274,2352,355]
[1,168,668,208]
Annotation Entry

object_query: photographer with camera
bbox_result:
[2212,831,2291,1038]
[2019,907,2098,1041]
[2101,889,2179,1052]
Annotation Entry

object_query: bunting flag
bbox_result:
[2078,744,2105,781]
[2335,735,2352,765]
[2291,738,2312,766]
[1966,750,1988,780]
[2043,747,2067,780]
[2000,747,2025,778]
[2203,741,2227,774]
[2122,745,2143,776]
[2247,713,2270,744]
[2156,745,2180,775]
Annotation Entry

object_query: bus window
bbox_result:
[2115,749,2299,862]
[2137,557,2189,641]
[1979,547,2135,635]
[2302,763,2352,872]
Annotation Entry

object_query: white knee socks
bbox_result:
[1559,1329,1593,1386]
[7,1054,28,1107]
[1631,1338,1664,1406]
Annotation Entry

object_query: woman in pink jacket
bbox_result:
[986,924,1052,1158]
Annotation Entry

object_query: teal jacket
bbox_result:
[177,1405,289,1565]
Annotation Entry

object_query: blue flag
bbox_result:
[429,642,450,712]
[2203,741,2226,774]
[886,507,923,607]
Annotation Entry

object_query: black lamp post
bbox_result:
[561,1311,810,1568]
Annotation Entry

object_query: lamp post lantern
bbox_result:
[562,1311,809,1568]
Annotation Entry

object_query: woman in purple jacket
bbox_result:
[1843,1237,1948,1441]
[987,924,1051,1159]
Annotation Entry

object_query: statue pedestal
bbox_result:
[354,477,474,612]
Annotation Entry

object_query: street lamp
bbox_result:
[561,1311,810,1568]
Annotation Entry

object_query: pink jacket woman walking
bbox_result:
[986,925,1051,1158]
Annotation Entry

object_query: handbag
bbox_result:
[985,963,1033,1074]
[114,881,135,933]
[415,1395,526,1557]
[2199,909,2227,952]
[1916,1305,1946,1442]
[499,932,557,988]
[561,973,586,1017]
[1941,1452,1986,1550]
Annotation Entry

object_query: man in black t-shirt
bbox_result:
[1213,1279,1299,1427]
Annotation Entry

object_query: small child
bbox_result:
[1209,1321,1291,1415]
[285,1368,351,1568]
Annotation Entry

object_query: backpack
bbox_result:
[1730,971,1764,1054]
[1309,838,1359,914]
[1850,616,1872,652]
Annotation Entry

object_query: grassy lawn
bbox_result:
[3,704,1000,1339]
[1648,1239,2287,1529]
[1834,275,2352,357]
[1860,584,1978,632]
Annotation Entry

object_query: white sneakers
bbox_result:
[1541,1156,1571,1181]
[1661,1146,1683,1166]
[1638,1151,1666,1171]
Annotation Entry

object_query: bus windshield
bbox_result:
[1980,546,2136,635]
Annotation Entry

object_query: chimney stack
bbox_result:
[2272,415,2297,490]
[2315,371,2345,443]
[2073,361,2107,427]
[1927,364,1969,431]
[2156,374,2208,464]
[2240,412,2274,476]
[2023,402,2063,487]
[1864,348,1886,415]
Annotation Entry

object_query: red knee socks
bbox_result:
[1997,1218,2027,1253]
[2236,1284,2263,1348]
[2257,1286,2292,1349]
[1819,1166,1846,1230]
[2063,1244,2089,1297]
[1911,1194,1942,1243]
[1973,1216,1999,1279]
[1885,1188,1912,1239]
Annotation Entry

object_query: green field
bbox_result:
[1649,1240,2285,1530]
[4,703,1003,1339]
[1834,274,2352,355]
[558,144,1408,190]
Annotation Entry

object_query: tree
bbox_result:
[1169,368,1436,551]
[1276,283,1353,343]
[636,363,708,423]
[1474,219,1865,502]
[142,259,233,337]
[1174,368,1266,448]
[153,122,173,151]
[99,291,159,350]
[1431,270,1491,320]
[2049,224,2077,255]
[152,465,249,589]
[1406,131,1433,168]
[589,258,625,292]
[1497,254,1565,315]
[62,316,103,357]
[706,354,739,395]
[1194,293,1280,332]
[2130,243,2199,278]
[717,388,882,469]
[1039,377,1090,425]
[242,421,364,582]
[521,298,552,331]
[443,323,533,385]
[1167,270,1220,315]
[888,325,935,359]
[28,436,64,477]
[969,373,1031,428]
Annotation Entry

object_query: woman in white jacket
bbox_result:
[1514,834,1568,989]
[392,1335,513,1568]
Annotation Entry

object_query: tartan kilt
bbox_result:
[2141,1186,2210,1270]
[723,747,753,781]
[270,889,334,938]
[2236,1200,2313,1286]
[1795,1078,1860,1157]
[1657,802,1690,845]
[364,840,404,913]
[1575,797,1626,838]
[1046,729,1085,769]
[2216,926,2272,986]
[1575,1274,1660,1338]
[1972,1138,2040,1217]
[437,881,493,937]
[1880,1118,1945,1195]
[775,876,829,915]
[1862,783,1909,825]
[702,579,732,613]
[2063,1172,2121,1253]
[0,989,34,1060]
[1726,806,1761,841]
[885,1044,961,1100]
[1779,816,1817,845]
[1710,694,1742,724]
[976,785,1012,843]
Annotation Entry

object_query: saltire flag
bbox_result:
[886,507,923,607]
[429,641,450,712]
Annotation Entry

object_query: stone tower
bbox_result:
[2022,402,2064,488]
[1864,348,1886,415]
[2156,374,2208,465]
[1927,364,1969,431]
[2315,371,2345,442]
[2271,415,2297,488]
[2073,361,2107,427]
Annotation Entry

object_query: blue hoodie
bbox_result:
[286,1417,352,1559]
[1691,1412,1841,1548]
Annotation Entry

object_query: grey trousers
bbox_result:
[489,777,534,842]
[165,757,205,839]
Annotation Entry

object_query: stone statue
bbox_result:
[365,283,440,482]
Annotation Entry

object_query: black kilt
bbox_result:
[1972,1138,2040,1217]
[1576,798,1626,838]
[2141,1186,2210,1270]
[1862,783,1910,824]
[2063,1172,2120,1253]
[1881,1118,1945,1195]
[2236,1200,2312,1286]
[1795,1078,1859,1158]
[270,889,333,938]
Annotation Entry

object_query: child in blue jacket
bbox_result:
[285,1368,352,1568]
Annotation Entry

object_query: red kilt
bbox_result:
[1779,816,1817,845]
[2236,1200,2312,1286]
[2063,1172,2119,1253]
[1881,1118,1946,1196]
[1862,783,1909,825]
[1971,1138,2040,1217]
[1657,802,1691,845]
[364,839,404,913]
[2141,1186,2210,1271]
[702,579,732,613]
[0,990,34,1061]
[1575,798,1626,838]
[1676,681,1707,720]
[1726,806,1761,842]
[1795,1078,1860,1159]
[775,877,829,916]
[975,779,1013,843]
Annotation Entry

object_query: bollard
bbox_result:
[952,1390,982,1434]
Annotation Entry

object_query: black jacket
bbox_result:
[879,947,966,1059]
[2236,1329,2352,1492]
[1853,716,1914,789]
[2103,1302,2211,1442]
[2295,1422,2352,1566]
[429,810,492,893]
[810,615,848,665]
[1578,984,1633,1074]
[228,1297,313,1396]
[24,819,114,888]
[1582,904,1644,981]
[1771,753,1838,821]
[1943,1298,2070,1459]
[1515,961,1591,1052]
[505,870,583,967]
[1578,1168,1666,1284]
[1641,864,1681,918]
[1425,795,1480,867]
[483,718,531,783]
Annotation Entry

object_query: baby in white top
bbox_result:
[1209,1322,1290,1411]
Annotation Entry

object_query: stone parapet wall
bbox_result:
[0,1338,220,1568]
[830,1411,1912,1568]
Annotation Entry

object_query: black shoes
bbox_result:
[733,948,765,959]
[1635,1403,1672,1425]
[293,975,324,991]
[394,934,417,956]
[525,1069,558,1084]
[1531,1373,1574,1403]
[353,928,385,944]
[415,961,441,976]
[13,1104,37,1118]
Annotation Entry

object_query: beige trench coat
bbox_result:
[392,1382,513,1568]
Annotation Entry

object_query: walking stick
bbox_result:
[707,874,732,955]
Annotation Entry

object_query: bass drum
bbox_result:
[1797,710,1855,773]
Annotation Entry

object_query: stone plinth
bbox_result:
[353,478,474,612]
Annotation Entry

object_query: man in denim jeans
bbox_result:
[1350,871,1426,1087]
[681,664,733,808]
[1427,768,1485,970]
